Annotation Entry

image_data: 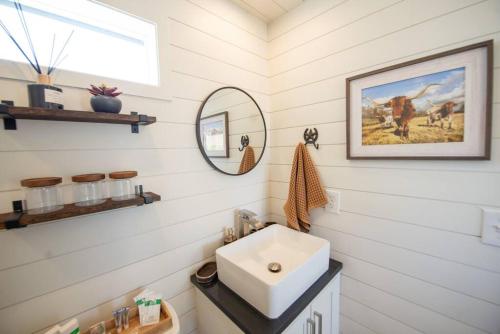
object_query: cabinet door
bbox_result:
[309,275,340,334]
[282,306,310,334]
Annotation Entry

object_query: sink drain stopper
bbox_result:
[268,262,282,273]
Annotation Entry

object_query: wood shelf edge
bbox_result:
[0,192,161,230]
[1,106,156,125]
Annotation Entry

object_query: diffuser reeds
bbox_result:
[0,0,74,76]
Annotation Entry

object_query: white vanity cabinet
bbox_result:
[283,274,340,334]
[193,260,342,334]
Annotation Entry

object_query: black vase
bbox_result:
[91,95,122,113]
[28,84,64,110]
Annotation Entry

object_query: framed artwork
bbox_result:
[346,40,493,160]
[200,111,229,158]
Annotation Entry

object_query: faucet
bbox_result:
[237,209,260,238]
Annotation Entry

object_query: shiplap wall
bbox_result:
[0,0,269,333]
[2,1,500,333]
[268,1,500,333]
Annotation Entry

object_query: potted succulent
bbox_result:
[88,84,122,114]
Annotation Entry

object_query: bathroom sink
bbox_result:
[216,224,330,318]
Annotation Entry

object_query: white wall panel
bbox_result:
[188,0,268,40]
[270,164,500,206]
[269,0,401,63]
[336,253,500,334]
[270,1,500,93]
[169,20,268,76]
[0,0,269,333]
[268,1,500,333]
[268,0,344,41]
[269,194,500,273]
[168,0,268,58]
[2,1,499,333]
[269,181,484,236]
[342,276,485,334]
[340,295,422,334]
[269,0,480,73]
[340,315,377,334]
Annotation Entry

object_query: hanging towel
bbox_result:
[238,146,256,174]
[284,143,328,232]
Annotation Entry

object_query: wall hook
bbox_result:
[304,128,319,149]
[239,135,249,151]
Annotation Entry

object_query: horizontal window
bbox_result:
[0,0,159,85]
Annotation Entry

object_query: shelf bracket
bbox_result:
[141,193,155,204]
[135,184,154,204]
[131,111,139,133]
[130,112,149,134]
[0,101,16,130]
[5,200,25,230]
[129,111,145,134]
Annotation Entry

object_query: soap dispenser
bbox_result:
[224,227,237,245]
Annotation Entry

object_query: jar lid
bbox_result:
[72,173,105,182]
[21,177,62,188]
[109,171,138,179]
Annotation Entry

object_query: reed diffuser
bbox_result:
[0,0,73,109]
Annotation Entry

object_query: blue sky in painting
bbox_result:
[362,67,465,112]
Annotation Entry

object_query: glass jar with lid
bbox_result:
[21,177,63,214]
[72,173,107,206]
[109,171,137,201]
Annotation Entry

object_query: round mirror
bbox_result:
[196,87,267,175]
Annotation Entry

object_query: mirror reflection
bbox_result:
[196,87,266,175]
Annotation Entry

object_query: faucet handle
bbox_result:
[237,209,259,238]
[239,209,257,219]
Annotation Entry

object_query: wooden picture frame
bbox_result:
[346,40,493,160]
[199,111,229,158]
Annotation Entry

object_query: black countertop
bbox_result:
[191,259,342,334]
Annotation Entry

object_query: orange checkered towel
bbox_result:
[238,146,256,174]
[284,143,328,232]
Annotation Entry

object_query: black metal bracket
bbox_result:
[0,100,16,130]
[131,112,139,133]
[5,200,25,229]
[304,128,319,149]
[141,193,155,204]
[238,135,250,151]
[134,184,154,204]
[130,112,149,134]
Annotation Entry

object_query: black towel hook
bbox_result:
[304,128,319,149]
[239,135,250,151]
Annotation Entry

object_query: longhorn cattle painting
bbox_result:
[346,40,492,160]
[361,67,465,145]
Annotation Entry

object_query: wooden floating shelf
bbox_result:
[0,192,161,230]
[0,104,156,133]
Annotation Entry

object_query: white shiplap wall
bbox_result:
[268,1,500,334]
[2,1,500,333]
[0,0,269,333]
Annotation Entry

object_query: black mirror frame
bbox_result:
[196,86,267,176]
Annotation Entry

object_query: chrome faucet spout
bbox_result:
[237,209,260,238]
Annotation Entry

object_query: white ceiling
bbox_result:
[231,0,305,23]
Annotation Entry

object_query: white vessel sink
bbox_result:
[216,224,330,319]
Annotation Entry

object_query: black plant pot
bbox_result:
[28,84,64,110]
[91,95,122,114]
